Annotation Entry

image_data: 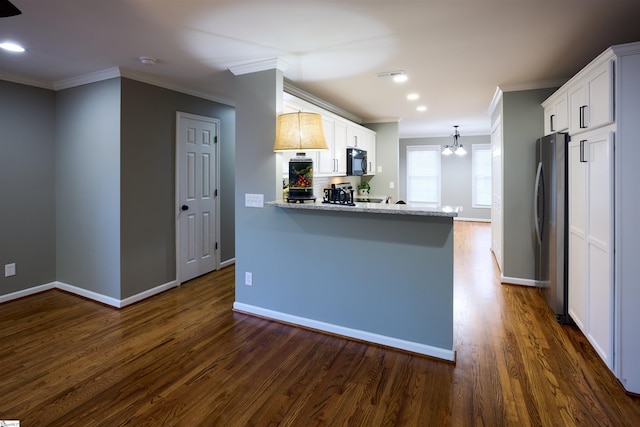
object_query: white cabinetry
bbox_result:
[360,129,376,175]
[568,60,614,134]
[317,117,347,175]
[544,41,640,394]
[542,91,568,135]
[283,94,375,177]
[567,131,613,368]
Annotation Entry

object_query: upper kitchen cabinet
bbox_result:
[317,118,347,175]
[283,92,376,177]
[567,59,614,134]
[347,123,376,175]
[542,91,568,135]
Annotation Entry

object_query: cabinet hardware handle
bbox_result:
[579,105,588,129]
[580,140,588,162]
[550,114,556,132]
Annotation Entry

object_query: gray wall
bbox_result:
[364,122,399,202]
[233,70,453,353]
[1,77,236,301]
[120,78,235,298]
[399,135,492,221]
[56,78,122,298]
[494,88,557,281]
[0,81,56,294]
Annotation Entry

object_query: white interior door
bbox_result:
[176,112,219,283]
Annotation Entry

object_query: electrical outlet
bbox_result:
[389,181,395,189]
[245,193,264,208]
[245,272,253,286]
[377,165,383,173]
[5,263,16,277]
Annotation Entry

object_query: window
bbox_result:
[472,144,492,207]
[406,145,441,205]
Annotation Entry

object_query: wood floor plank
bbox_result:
[2,223,640,425]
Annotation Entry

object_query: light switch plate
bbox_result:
[245,193,264,208]
[5,263,16,277]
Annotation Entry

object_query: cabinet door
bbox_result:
[544,105,555,136]
[586,131,612,368]
[554,94,568,132]
[587,61,614,129]
[346,125,361,148]
[568,131,613,369]
[361,130,376,175]
[316,118,336,175]
[569,82,587,134]
[333,121,347,175]
[568,138,587,330]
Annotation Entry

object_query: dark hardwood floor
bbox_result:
[1,222,639,425]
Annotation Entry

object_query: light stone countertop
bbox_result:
[268,200,459,217]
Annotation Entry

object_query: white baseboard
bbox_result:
[454,217,491,223]
[1,280,177,308]
[54,281,122,307]
[233,302,456,362]
[501,275,538,287]
[119,281,178,307]
[220,258,236,269]
[0,282,56,304]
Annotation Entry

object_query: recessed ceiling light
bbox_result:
[407,93,419,100]
[393,73,408,83]
[376,70,407,83]
[139,56,157,65]
[0,41,25,53]
[417,105,427,112]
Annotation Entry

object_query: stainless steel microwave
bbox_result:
[347,148,367,176]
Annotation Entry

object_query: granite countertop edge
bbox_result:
[267,201,458,217]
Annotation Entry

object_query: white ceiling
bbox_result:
[2,0,640,137]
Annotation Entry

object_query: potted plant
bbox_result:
[358,180,370,195]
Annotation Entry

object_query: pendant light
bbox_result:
[442,125,466,156]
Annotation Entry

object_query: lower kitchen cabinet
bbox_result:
[568,130,613,369]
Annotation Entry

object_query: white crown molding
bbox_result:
[118,67,235,106]
[498,79,567,93]
[283,80,362,124]
[53,67,121,90]
[487,86,503,115]
[228,58,289,76]
[0,71,54,90]
[5,66,235,106]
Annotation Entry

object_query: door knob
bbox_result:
[181,205,189,211]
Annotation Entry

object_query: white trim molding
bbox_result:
[0,280,177,308]
[501,275,538,287]
[232,302,456,362]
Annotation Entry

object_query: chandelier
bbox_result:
[442,125,466,156]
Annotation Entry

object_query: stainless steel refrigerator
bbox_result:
[534,132,570,323]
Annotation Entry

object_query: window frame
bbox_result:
[406,145,441,206]
[472,143,492,208]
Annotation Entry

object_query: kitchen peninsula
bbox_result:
[233,201,457,362]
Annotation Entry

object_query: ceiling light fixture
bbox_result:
[0,41,25,52]
[139,56,157,65]
[407,93,419,100]
[442,125,466,156]
[376,70,407,83]
[416,105,427,112]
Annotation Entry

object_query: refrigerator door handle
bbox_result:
[534,161,544,245]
